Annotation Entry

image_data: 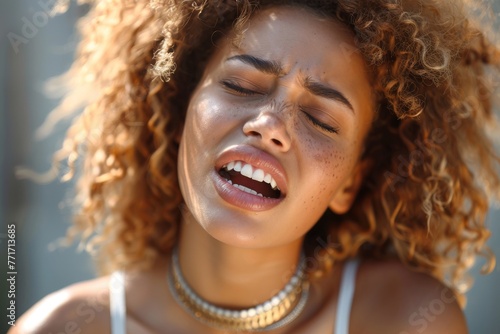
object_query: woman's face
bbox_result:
[177,6,375,248]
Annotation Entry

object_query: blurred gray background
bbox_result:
[2,0,500,333]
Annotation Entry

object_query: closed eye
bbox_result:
[220,80,260,96]
[301,108,340,134]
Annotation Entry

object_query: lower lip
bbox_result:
[211,170,284,212]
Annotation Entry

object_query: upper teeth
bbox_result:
[224,161,279,190]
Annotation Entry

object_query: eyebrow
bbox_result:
[226,54,284,76]
[303,76,354,114]
[226,54,354,114]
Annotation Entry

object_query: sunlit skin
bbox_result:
[10,5,468,334]
[178,6,374,248]
[176,4,374,314]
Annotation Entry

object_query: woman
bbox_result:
[10,0,500,333]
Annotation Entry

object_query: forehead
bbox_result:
[205,5,374,114]
[213,6,372,85]
[231,6,365,72]
[198,5,375,121]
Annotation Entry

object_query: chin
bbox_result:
[200,216,273,248]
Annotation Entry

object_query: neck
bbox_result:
[176,211,304,308]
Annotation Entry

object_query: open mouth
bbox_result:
[218,160,282,199]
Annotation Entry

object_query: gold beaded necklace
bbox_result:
[167,248,310,331]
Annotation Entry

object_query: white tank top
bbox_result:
[109,259,360,334]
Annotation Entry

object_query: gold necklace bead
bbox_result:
[167,248,310,331]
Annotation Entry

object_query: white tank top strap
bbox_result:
[334,258,360,334]
[109,271,126,334]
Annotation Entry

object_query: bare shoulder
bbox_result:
[352,258,468,334]
[8,276,113,334]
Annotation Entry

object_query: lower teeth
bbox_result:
[230,182,264,197]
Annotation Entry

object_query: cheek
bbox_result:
[292,121,357,203]
[191,91,241,138]
[300,151,353,217]
[316,153,345,197]
[192,96,221,133]
[293,119,351,179]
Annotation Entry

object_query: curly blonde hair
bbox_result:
[49,0,500,302]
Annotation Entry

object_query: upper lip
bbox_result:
[215,145,288,196]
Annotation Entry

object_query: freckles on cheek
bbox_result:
[310,143,348,183]
[314,148,354,200]
[231,106,242,120]
[293,120,333,166]
[331,151,352,176]
[300,183,333,217]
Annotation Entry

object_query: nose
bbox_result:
[242,111,291,152]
